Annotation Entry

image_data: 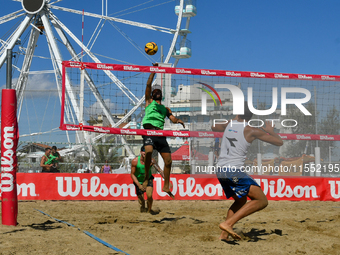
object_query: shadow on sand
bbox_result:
[221,227,284,244]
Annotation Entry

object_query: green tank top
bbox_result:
[135,156,152,184]
[142,100,167,130]
[52,152,59,164]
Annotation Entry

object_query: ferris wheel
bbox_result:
[0,0,196,157]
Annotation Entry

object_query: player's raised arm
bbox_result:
[248,121,283,146]
[145,63,158,107]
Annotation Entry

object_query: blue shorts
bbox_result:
[216,168,260,199]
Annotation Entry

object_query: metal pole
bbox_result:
[6,49,12,89]
[257,99,261,162]
[314,86,318,147]
[314,86,321,175]
[79,69,85,124]
[161,45,164,63]
[329,146,333,164]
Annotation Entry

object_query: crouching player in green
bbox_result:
[130,146,165,214]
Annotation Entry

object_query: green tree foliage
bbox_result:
[91,138,123,168]
[59,138,123,172]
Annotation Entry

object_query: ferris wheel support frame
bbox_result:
[49,5,175,34]
[41,9,85,144]
[0,14,32,68]
[113,0,185,128]
[48,11,136,156]
[0,0,191,159]
[16,18,41,121]
[173,16,191,68]
[0,9,25,25]
[48,11,141,105]
[51,16,135,156]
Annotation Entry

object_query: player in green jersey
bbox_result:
[131,146,165,213]
[142,63,185,199]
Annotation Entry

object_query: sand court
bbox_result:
[1,200,339,254]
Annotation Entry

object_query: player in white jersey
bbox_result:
[212,102,283,240]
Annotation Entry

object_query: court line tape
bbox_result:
[35,209,130,255]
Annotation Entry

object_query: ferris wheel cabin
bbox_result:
[172,0,196,59]
[171,36,192,59]
[175,0,197,17]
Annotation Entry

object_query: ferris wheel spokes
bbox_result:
[41,10,84,145]
[0,15,32,68]
[48,10,140,104]
[47,10,135,156]
[1,0,193,159]
[0,9,25,25]
[115,0,185,127]
[16,22,41,121]
[49,5,175,34]
[41,10,80,117]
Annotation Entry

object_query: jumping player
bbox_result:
[130,146,165,213]
[142,63,185,198]
[212,102,283,240]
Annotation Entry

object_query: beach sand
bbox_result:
[1,200,339,254]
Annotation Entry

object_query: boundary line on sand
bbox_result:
[35,209,130,255]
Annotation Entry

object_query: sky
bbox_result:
[1,0,340,148]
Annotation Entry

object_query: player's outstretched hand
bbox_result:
[178,119,185,128]
[262,120,275,134]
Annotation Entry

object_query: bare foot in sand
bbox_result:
[219,230,230,241]
[162,188,175,199]
[148,209,160,215]
[219,222,241,240]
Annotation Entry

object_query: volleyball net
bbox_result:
[60,61,340,176]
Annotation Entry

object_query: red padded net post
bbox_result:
[1,89,19,226]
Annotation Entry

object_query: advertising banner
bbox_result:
[1,89,19,225]
[1,174,339,201]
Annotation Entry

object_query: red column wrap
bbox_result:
[1,89,19,226]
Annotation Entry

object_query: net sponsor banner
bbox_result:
[60,123,340,141]
[63,61,340,81]
[60,123,222,138]
[0,174,339,201]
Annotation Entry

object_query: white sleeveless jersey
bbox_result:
[216,120,251,169]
